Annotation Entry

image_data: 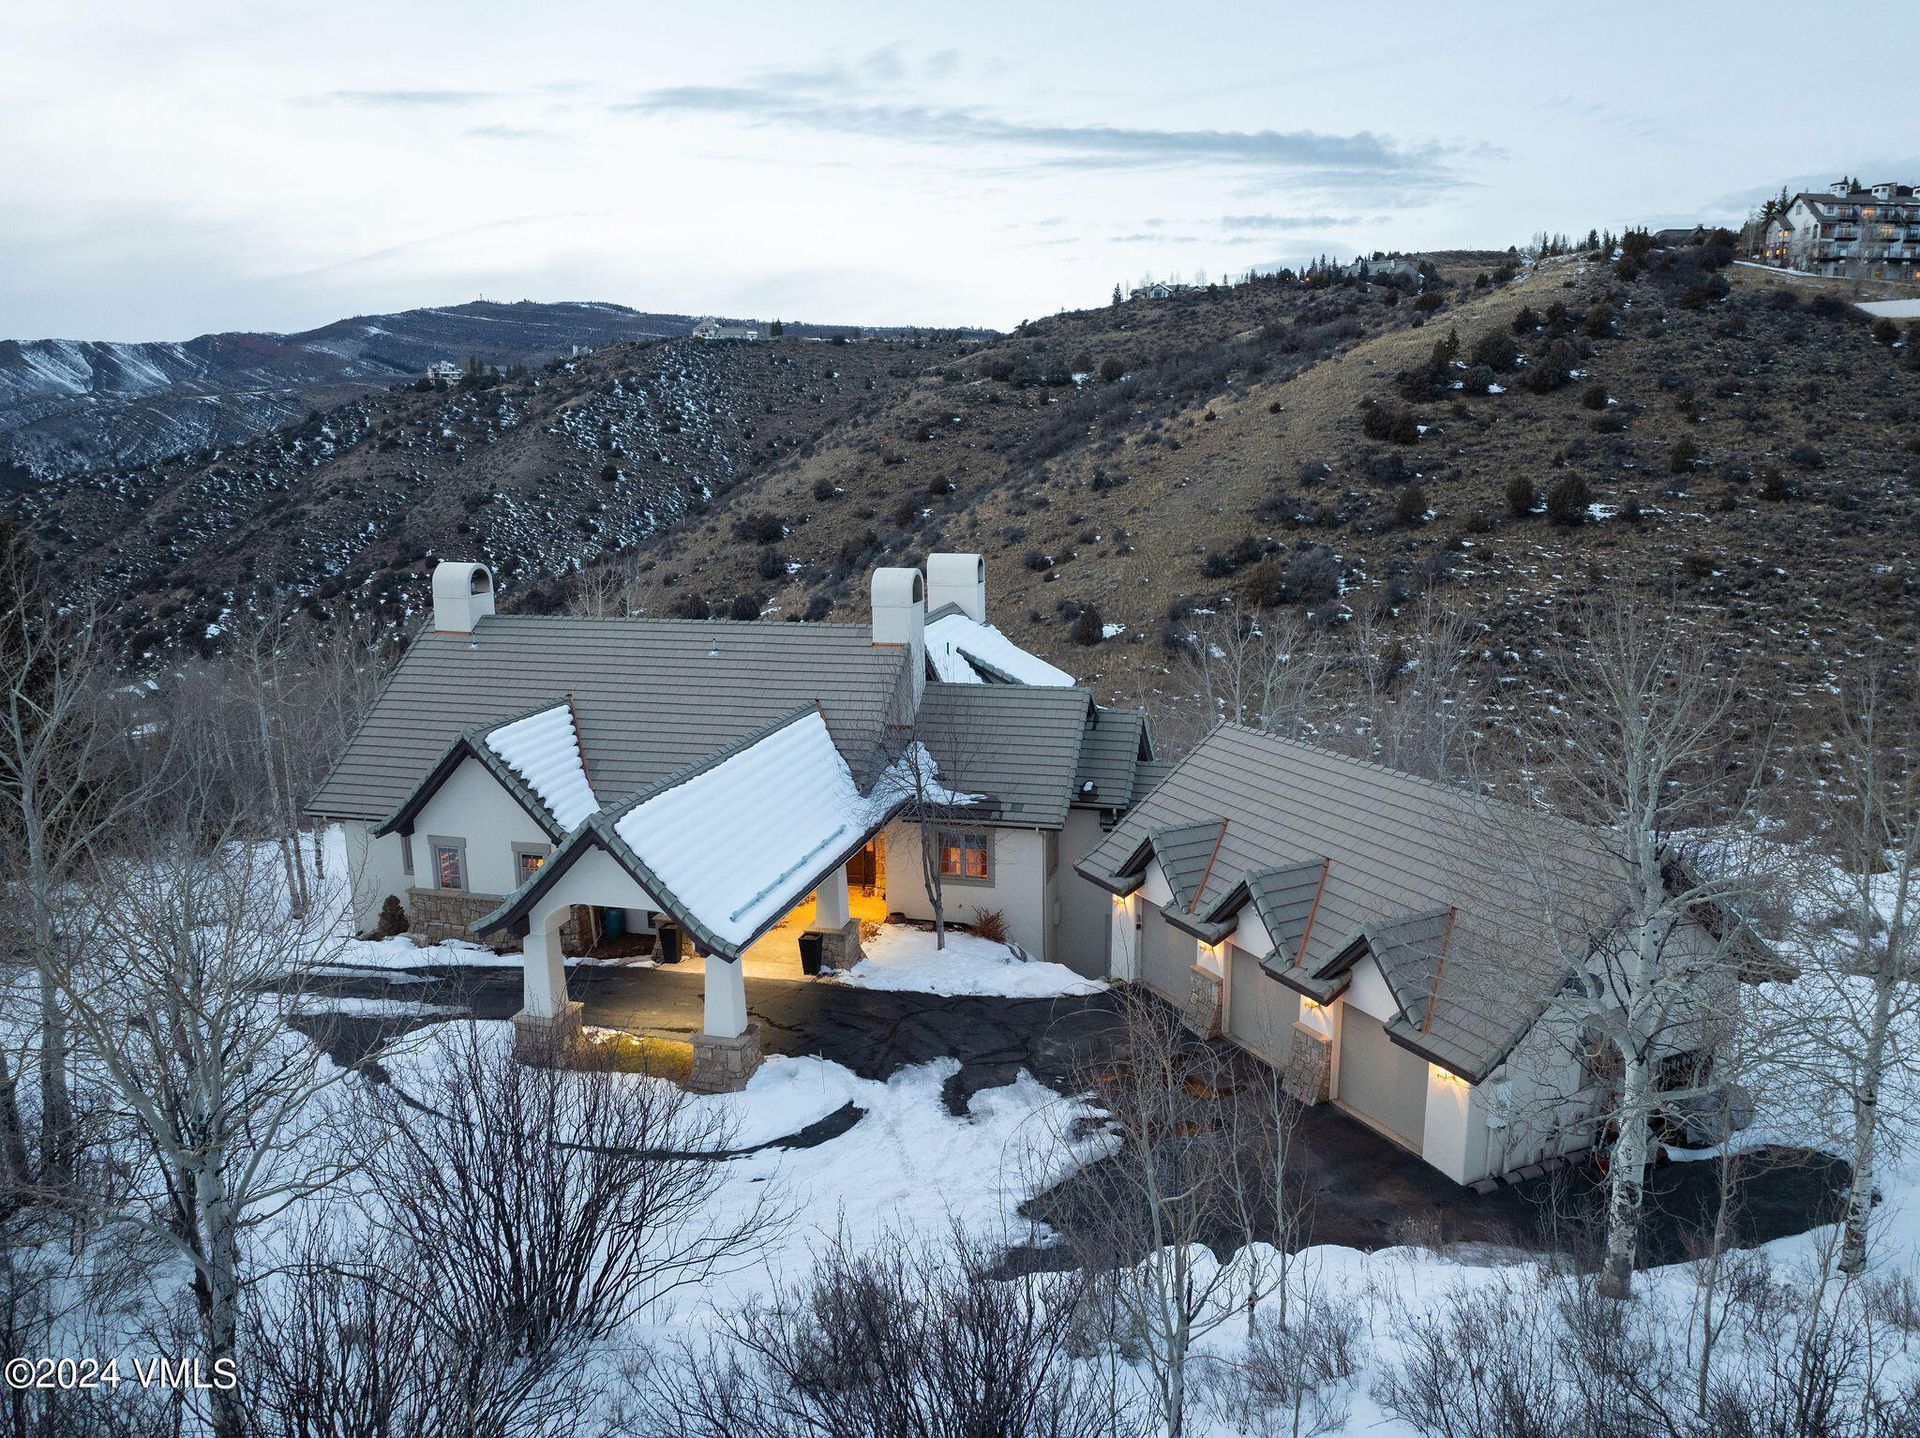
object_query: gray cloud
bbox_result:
[319,88,500,107]
[1219,212,1357,230]
[616,86,1454,179]
[467,124,553,141]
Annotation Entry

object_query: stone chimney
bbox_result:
[925,552,987,623]
[871,566,926,710]
[432,561,496,635]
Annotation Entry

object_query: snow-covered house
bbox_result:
[426,360,464,383]
[310,554,1155,1089]
[1076,725,1766,1188]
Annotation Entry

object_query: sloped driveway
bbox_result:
[293,962,1845,1266]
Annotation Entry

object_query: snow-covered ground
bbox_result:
[19,823,1918,1434]
[834,923,1106,997]
[1859,298,1920,320]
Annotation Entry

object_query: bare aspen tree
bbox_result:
[51,824,366,1438]
[1787,663,1920,1275]
[878,710,986,952]
[1351,598,1482,781]
[1183,606,1330,739]
[1048,990,1278,1436]
[1482,600,1776,1300]
[0,523,161,1191]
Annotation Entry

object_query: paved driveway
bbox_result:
[295,962,1844,1267]
[297,960,1118,1113]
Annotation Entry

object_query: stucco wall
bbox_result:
[1057,809,1115,976]
[881,820,1052,959]
[409,756,556,901]
[1108,893,1140,983]
[342,819,412,935]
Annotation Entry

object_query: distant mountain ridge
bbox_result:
[0,300,703,484]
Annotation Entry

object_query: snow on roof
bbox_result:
[612,709,891,951]
[924,612,1076,687]
[482,703,598,831]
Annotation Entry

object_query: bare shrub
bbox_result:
[366,1024,768,1384]
[970,907,1010,944]
[1374,1272,1568,1438]
[1212,1293,1363,1438]
[242,1226,580,1438]
[649,1227,1134,1438]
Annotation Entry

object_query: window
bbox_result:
[400,833,413,876]
[513,843,551,882]
[938,829,991,882]
[430,837,466,891]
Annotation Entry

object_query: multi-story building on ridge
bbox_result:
[1761,179,1920,280]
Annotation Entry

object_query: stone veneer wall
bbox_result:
[690,1024,764,1093]
[1181,966,1223,1038]
[1283,1023,1333,1104]
[407,886,514,950]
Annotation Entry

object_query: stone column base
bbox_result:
[1181,965,1223,1037]
[511,1001,585,1067]
[808,919,864,972]
[690,1023,763,1093]
[1283,1022,1332,1105]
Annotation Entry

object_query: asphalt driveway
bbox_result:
[293,961,1846,1269]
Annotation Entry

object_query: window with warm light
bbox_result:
[937,830,991,882]
[432,841,466,891]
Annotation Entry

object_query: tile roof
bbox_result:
[911,683,1104,830]
[310,616,908,822]
[1072,707,1151,808]
[1077,723,1620,1081]
[477,706,906,960]
[481,701,598,831]
[923,606,1077,686]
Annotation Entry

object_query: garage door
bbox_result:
[1227,950,1296,1064]
[1337,1009,1429,1151]
[1139,905,1191,1004]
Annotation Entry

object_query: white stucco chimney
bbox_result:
[432,561,496,634]
[871,566,926,709]
[925,552,987,623]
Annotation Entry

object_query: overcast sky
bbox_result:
[4,1,1915,342]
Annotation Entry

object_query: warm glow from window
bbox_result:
[937,830,990,881]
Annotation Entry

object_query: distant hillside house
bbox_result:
[426,360,464,383]
[1760,179,1920,279]
[1342,255,1423,284]
[310,553,1156,1091]
[691,318,760,341]
[1130,281,1189,300]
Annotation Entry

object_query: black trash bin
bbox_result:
[798,931,824,976]
[657,924,682,965]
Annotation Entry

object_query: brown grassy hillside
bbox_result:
[620,254,1919,736]
[16,244,1917,750]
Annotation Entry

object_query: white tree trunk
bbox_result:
[1839,975,1892,1273]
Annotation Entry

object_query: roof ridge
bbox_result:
[599,702,822,821]
[1214,722,1485,805]
[467,695,572,740]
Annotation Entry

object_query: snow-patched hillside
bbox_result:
[0,301,698,484]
